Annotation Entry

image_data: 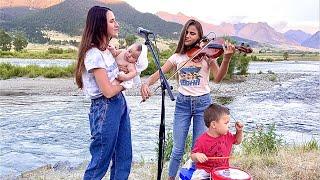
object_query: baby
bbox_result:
[108,43,148,88]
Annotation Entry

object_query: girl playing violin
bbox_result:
[140,19,236,179]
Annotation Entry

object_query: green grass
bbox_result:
[0,63,75,79]
[0,49,77,59]
[252,52,320,61]
[242,124,284,155]
[156,131,192,164]
[302,138,319,151]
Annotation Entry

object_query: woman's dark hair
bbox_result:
[75,6,112,88]
[204,103,230,128]
[175,19,203,54]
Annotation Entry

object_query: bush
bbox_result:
[242,124,283,155]
[303,138,319,151]
[283,52,289,60]
[141,52,166,76]
[156,131,192,164]
[12,33,28,51]
[237,55,250,75]
[48,47,64,54]
[265,58,273,62]
[250,55,260,61]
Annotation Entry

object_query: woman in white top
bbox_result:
[140,19,236,179]
[74,6,131,180]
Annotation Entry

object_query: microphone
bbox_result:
[137,27,154,36]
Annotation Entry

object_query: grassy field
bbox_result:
[0,49,77,59]
[252,52,319,61]
[12,143,319,180]
[0,63,75,79]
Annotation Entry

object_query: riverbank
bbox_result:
[3,146,319,180]
[0,73,309,98]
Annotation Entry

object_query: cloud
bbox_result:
[225,16,247,24]
[271,21,288,32]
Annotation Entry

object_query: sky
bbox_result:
[123,0,319,34]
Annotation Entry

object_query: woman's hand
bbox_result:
[140,83,152,101]
[118,65,129,74]
[222,40,236,60]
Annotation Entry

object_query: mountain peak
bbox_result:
[301,31,320,49]
[177,12,187,16]
[284,30,312,44]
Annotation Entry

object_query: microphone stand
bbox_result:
[141,33,175,180]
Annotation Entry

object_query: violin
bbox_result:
[186,38,253,63]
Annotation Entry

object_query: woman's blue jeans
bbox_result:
[84,93,132,180]
[168,93,212,177]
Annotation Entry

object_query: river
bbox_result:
[0,59,319,176]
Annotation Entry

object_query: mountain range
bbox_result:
[0,0,182,42]
[301,31,320,49]
[156,11,319,49]
[0,0,319,49]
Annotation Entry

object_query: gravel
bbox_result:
[0,73,308,98]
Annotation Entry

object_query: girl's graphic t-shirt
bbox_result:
[168,53,211,96]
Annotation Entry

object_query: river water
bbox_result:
[0,59,319,176]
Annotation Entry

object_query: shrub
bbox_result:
[242,124,284,155]
[48,47,64,54]
[237,55,250,75]
[156,131,192,164]
[265,58,273,62]
[303,138,319,151]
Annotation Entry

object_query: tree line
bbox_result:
[0,29,28,51]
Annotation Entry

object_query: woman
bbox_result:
[75,6,131,180]
[140,19,235,179]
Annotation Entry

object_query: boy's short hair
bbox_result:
[204,103,230,127]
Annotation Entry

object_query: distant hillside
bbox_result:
[301,31,320,49]
[236,22,297,45]
[0,0,182,43]
[229,36,260,48]
[284,30,312,44]
[0,7,39,22]
[0,0,63,9]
